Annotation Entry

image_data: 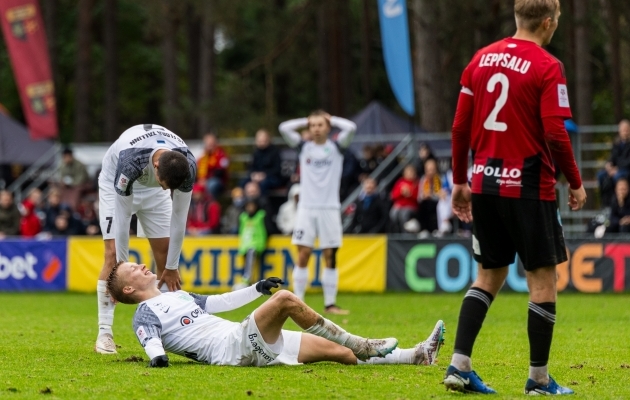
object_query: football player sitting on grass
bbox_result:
[107,261,445,368]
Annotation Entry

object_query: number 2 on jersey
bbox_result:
[483,72,509,132]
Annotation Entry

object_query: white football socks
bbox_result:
[357,348,414,365]
[322,267,338,307]
[529,365,549,385]
[97,280,115,337]
[292,266,308,300]
[451,353,472,372]
[304,317,362,350]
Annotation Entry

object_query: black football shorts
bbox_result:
[471,194,567,271]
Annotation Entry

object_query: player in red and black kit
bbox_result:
[443,0,586,395]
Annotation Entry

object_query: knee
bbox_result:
[270,289,299,307]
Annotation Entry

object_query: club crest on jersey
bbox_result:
[116,174,130,191]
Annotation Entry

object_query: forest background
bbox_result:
[0,0,627,143]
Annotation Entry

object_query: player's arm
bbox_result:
[166,189,192,270]
[279,118,307,148]
[330,116,357,148]
[133,304,169,368]
[189,278,284,314]
[450,82,474,223]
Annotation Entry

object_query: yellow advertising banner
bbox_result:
[68,235,387,293]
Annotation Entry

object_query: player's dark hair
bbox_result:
[106,261,136,305]
[157,151,189,190]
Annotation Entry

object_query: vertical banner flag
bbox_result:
[0,0,57,139]
[377,0,415,116]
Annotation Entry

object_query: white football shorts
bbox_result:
[291,208,342,249]
[99,176,171,240]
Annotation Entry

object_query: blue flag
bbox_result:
[376,0,415,116]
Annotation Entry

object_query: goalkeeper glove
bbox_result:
[149,355,169,368]
[255,277,284,295]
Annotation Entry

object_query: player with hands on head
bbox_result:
[107,261,446,369]
[445,0,583,395]
[279,110,356,315]
[95,124,196,355]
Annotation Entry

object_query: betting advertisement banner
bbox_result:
[387,238,630,293]
[0,239,66,291]
[67,236,387,293]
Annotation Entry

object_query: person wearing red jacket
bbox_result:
[186,184,221,235]
[196,133,229,199]
[389,164,419,233]
[20,199,41,237]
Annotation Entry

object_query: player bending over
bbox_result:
[107,261,445,367]
[279,111,356,315]
[95,124,197,354]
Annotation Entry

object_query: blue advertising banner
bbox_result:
[377,0,415,116]
[0,239,67,291]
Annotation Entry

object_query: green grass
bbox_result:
[1,292,629,399]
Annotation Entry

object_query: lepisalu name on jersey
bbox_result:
[478,53,531,74]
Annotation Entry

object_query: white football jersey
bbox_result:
[279,116,356,210]
[133,288,261,365]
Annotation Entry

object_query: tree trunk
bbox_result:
[162,4,179,133]
[186,5,201,136]
[41,0,57,88]
[316,2,330,111]
[198,4,215,136]
[103,0,118,140]
[74,0,93,142]
[359,0,372,104]
[602,0,623,123]
[265,59,275,126]
[412,0,445,132]
[573,0,592,125]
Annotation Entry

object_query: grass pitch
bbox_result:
[0,292,629,399]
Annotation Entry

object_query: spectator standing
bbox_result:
[607,178,630,233]
[417,158,442,236]
[244,181,278,234]
[413,143,437,178]
[55,147,90,209]
[390,165,419,233]
[245,129,283,194]
[346,178,388,234]
[0,190,21,238]
[233,198,268,289]
[196,133,229,199]
[221,187,245,234]
[359,145,378,181]
[598,119,630,206]
[277,184,300,235]
[42,188,68,231]
[187,183,221,236]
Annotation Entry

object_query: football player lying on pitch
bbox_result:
[107,261,445,368]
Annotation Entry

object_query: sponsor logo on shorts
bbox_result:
[248,333,275,363]
[293,229,304,240]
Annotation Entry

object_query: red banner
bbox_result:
[0,0,57,139]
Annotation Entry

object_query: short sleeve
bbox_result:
[540,60,572,119]
[114,148,153,196]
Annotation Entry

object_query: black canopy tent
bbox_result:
[0,112,56,165]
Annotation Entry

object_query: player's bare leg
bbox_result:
[254,290,397,361]
[322,247,348,315]
[292,245,312,300]
[95,239,117,354]
[525,266,557,388]
[148,237,180,292]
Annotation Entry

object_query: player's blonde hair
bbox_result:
[307,109,331,128]
[106,261,137,304]
[514,0,560,32]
